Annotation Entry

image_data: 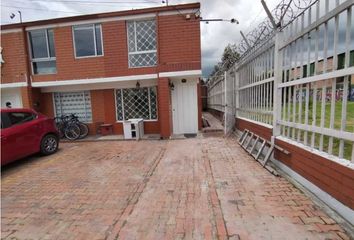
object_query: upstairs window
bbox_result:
[73,24,103,58]
[28,29,56,74]
[127,19,157,68]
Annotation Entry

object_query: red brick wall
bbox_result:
[235,118,272,141]
[28,12,201,83]
[37,89,160,135]
[1,31,28,84]
[91,89,160,135]
[234,118,354,209]
[275,139,354,209]
[39,93,55,117]
[157,77,171,138]
[158,14,201,72]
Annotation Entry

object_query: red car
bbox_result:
[1,108,59,166]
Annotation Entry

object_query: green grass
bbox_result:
[282,101,354,161]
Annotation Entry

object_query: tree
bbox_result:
[209,44,240,78]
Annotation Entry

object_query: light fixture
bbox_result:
[9,11,22,23]
[181,79,187,83]
[136,81,140,89]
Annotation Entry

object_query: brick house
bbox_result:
[0,3,202,138]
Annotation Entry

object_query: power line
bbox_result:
[1,4,81,13]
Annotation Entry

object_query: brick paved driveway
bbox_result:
[1,136,351,240]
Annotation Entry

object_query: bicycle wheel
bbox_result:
[78,122,89,139]
[64,124,81,140]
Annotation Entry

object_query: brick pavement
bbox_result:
[1,136,352,239]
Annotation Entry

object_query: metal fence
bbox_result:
[207,0,354,162]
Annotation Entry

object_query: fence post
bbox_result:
[235,65,240,120]
[272,30,283,142]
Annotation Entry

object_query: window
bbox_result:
[115,87,157,121]
[28,29,56,74]
[1,113,11,129]
[127,19,157,68]
[54,91,92,122]
[73,24,103,57]
[5,112,36,127]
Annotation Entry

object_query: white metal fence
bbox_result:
[207,0,354,162]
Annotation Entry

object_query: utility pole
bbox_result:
[162,0,168,6]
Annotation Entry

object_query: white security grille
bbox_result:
[127,19,157,68]
[116,87,157,121]
[54,91,92,122]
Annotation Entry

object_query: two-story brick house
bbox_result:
[0,3,202,138]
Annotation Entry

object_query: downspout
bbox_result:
[22,26,34,108]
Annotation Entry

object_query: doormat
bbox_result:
[184,134,197,138]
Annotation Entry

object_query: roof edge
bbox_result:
[1,2,200,30]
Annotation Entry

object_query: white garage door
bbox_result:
[171,79,198,134]
[1,88,23,108]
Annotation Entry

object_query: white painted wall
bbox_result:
[1,88,23,108]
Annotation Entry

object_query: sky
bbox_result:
[1,0,280,77]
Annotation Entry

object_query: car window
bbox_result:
[8,112,37,126]
[1,113,12,129]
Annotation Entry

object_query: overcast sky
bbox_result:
[1,0,280,77]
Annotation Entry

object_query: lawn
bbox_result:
[282,101,354,161]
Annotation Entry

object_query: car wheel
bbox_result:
[40,134,59,155]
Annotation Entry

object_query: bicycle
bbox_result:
[68,114,89,139]
[55,115,81,140]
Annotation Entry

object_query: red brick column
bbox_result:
[158,77,172,139]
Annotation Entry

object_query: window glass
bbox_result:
[95,24,102,55]
[8,112,36,126]
[127,20,157,67]
[73,24,103,57]
[115,87,158,121]
[33,61,57,74]
[1,113,11,129]
[29,30,48,59]
[28,29,56,74]
[136,20,156,51]
[74,26,95,57]
[48,29,56,57]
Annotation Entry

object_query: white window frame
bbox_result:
[28,29,57,75]
[127,19,157,68]
[53,91,93,123]
[115,86,158,122]
[72,23,104,59]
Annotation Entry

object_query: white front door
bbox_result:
[1,88,23,108]
[171,79,198,134]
